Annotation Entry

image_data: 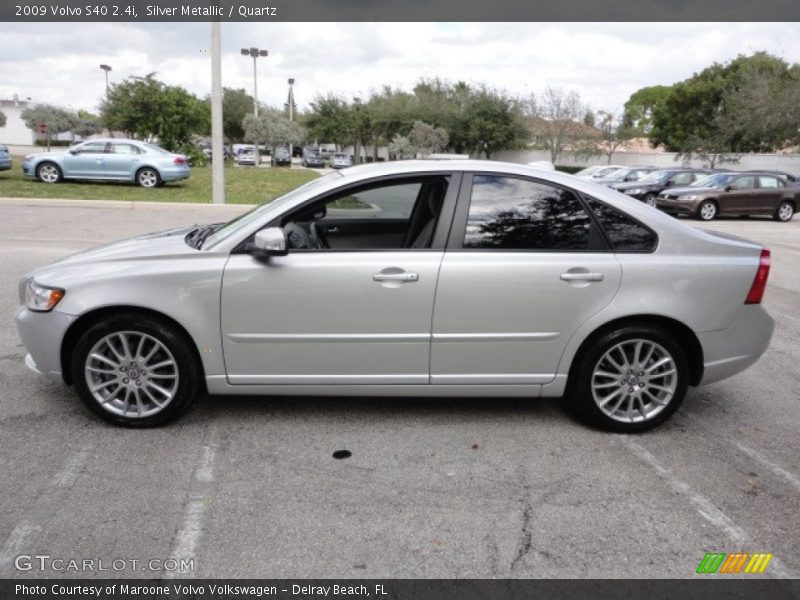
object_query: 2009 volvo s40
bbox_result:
[15,161,774,431]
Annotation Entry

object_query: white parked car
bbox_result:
[16,160,774,431]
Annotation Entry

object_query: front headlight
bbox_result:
[677,195,698,201]
[24,279,65,312]
[625,188,644,195]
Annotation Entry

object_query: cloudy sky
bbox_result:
[1,22,799,115]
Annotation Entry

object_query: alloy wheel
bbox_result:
[778,202,794,221]
[138,169,159,188]
[590,339,678,424]
[38,164,60,183]
[699,202,716,220]
[84,331,179,418]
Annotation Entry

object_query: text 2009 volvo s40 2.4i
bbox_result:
[15,161,774,431]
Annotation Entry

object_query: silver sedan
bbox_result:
[15,160,774,431]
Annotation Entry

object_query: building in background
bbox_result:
[0,96,36,145]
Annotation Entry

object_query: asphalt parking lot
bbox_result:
[0,198,798,579]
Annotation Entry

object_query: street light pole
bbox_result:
[287,78,295,158]
[241,47,268,164]
[210,22,225,205]
[241,47,268,116]
[99,64,112,96]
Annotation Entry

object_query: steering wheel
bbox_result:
[309,222,329,249]
[284,222,318,250]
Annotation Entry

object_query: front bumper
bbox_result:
[15,307,77,382]
[697,304,775,385]
[656,197,699,215]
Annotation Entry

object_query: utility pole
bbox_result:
[210,22,225,204]
[241,47,268,164]
[287,78,295,158]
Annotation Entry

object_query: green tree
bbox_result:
[305,94,352,149]
[650,52,796,166]
[222,88,254,143]
[408,120,449,155]
[242,111,303,155]
[20,104,79,149]
[622,85,671,135]
[460,86,527,159]
[100,74,209,151]
[74,110,102,139]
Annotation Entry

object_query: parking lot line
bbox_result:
[734,443,800,494]
[0,446,90,576]
[618,436,796,579]
[164,425,219,578]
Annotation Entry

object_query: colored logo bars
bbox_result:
[696,552,773,574]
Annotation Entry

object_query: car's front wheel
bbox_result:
[774,201,795,222]
[697,200,717,221]
[644,193,657,207]
[571,325,689,432]
[136,167,161,188]
[71,314,202,426]
[37,162,62,184]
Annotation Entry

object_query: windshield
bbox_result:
[690,173,736,188]
[203,171,342,248]
[593,167,622,178]
[602,168,635,181]
[638,170,673,184]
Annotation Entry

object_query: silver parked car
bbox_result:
[15,160,774,431]
[22,139,191,187]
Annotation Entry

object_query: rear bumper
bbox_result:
[159,166,191,182]
[697,304,774,385]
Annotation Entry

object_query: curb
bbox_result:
[0,197,253,211]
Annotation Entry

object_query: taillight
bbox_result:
[174,156,186,165]
[745,248,770,304]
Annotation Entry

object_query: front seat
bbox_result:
[407,184,445,248]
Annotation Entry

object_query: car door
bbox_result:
[105,142,143,179]
[62,141,109,177]
[430,173,622,387]
[220,173,459,385]
[754,176,785,214]
[719,175,756,214]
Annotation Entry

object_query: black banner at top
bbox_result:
[3,0,800,21]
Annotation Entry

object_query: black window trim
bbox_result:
[232,171,462,254]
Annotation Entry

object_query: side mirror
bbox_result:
[68,149,79,155]
[724,185,734,192]
[251,227,288,257]
[665,179,675,187]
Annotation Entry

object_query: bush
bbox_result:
[178,144,208,168]
[555,165,583,174]
[34,139,73,147]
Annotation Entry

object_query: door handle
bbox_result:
[560,272,604,282]
[373,272,419,282]
[326,226,340,234]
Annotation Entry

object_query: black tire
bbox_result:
[36,161,63,184]
[71,314,202,427]
[643,193,657,208]
[136,167,161,188]
[774,200,795,222]
[570,325,689,433]
[696,200,717,221]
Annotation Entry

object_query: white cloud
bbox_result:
[0,22,799,115]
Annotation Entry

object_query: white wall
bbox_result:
[494,148,800,173]
[0,100,35,146]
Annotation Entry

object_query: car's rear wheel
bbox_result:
[571,325,689,432]
[774,201,795,222]
[71,315,201,426]
[37,162,62,184]
[697,200,717,221]
[644,193,657,207]
[136,167,161,188]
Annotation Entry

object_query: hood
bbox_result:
[45,225,199,268]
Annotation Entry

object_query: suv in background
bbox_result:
[610,168,711,206]
[0,145,12,171]
[302,148,326,168]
